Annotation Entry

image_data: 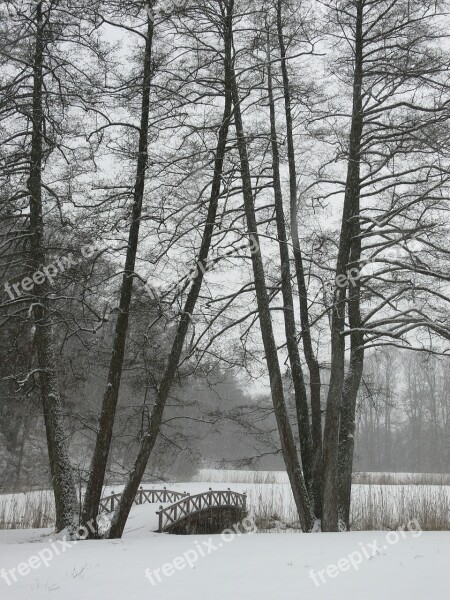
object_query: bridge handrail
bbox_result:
[99,487,188,514]
[156,488,247,532]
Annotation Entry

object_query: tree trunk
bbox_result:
[28,0,78,532]
[229,1,314,532]
[266,31,314,503]
[337,239,364,529]
[106,1,234,539]
[276,0,323,518]
[81,11,155,532]
[322,0,364,531]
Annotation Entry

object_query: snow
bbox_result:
[0,520,449,599]
[1,476,449,598]
[195,468,450,486]
[2,479,450,530]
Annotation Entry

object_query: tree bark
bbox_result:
[275,0,323,518]
[229,1,314,532]
[81,10,155,532]
[337,240,364,529]
[322,0,364,531]
[266,31,314,503]
[28,0,78,532]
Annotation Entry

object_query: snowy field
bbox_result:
[0,511,449,599]
[2,471,450,531]
[1,471,449,598]
[195,468,450,486]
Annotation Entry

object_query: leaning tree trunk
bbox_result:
[28,0,78,531]
[106,3,234,540]
[276,0,323,518]
[81,11,155,533]
[229,1,314,532]
[322,0,364,531]
[266,32,314,501]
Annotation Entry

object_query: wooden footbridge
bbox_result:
[157,489,247,534]
[99,487,247,534]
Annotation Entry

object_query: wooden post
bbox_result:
[158,506,163,532]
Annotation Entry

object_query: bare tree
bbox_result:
[265,19,314,505]
[106,0,235,538]
[81,0,155,534]
[229,0,315,531]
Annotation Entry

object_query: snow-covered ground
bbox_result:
[1,473,449,598]
[195,468,450,486]
[0,508,449,599]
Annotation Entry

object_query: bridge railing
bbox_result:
[156,488,247,532]
[99,487,188,514]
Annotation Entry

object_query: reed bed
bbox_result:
[0,491,54,529]
[1,474,449,531]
